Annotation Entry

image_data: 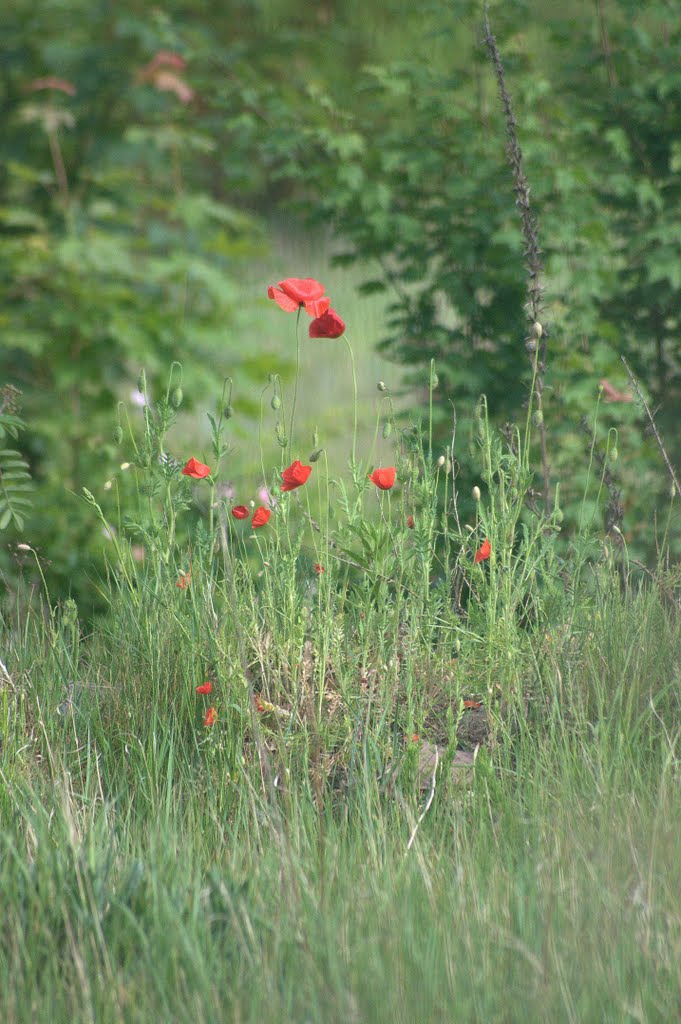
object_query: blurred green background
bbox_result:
[1,0,680,608]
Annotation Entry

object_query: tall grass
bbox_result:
[1,335,679,1020]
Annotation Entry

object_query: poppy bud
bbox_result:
[453,638,461,657]
[533,410,544,427]
[308,449,324,463]
[275,424,288,448]
[382,422,392,439]
[271,394,281,411]
[170,386,183,409]
[377,381,388,392]
[223,404,234,419]
[437,455,446,467]
[113,426,123,445]
[430,372,439,389]
[472,485,481,502]
[531,321,543,339]
[610,446,618,462]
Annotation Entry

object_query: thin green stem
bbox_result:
[289,309,302,450]
[343,333,358,469]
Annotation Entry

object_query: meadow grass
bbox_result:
[1,331,679,1023]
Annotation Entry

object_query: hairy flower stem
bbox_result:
[343,333,358,469]
[483,6,551,513]
[622,357,681,496]
[288,308,302,450]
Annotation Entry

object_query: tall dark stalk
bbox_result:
[483,6,551,513]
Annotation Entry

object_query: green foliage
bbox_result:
[0,387,32,531]
[0,1,264,605]
[245,1,681,560]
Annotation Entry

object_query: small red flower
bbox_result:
[600,379,632,403]
[251,506,271,529]
[176,571,191,590]
[463,700,482,710]
[196,682,213,695]
[281,460,312,492]
[203,706,217,727]
[255,695,265,713]
[474,539,491,564]
[314,563,325,575]
[182,457,211,479]
[309,308,345,339]
[29,76,77,96]
[231,505,250,520]
[407,515,415,529]
[368,467,396,490]
[410,733,420,744]
[267,278,330,318]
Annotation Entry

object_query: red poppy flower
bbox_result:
[309,308,345,339]
[196,682,213,695]
[368,467,396,490]
[281,460,312,492]
[267,278,330,318]
[203,706,217,727]
[29,76,77,96]
[407,515,415,529]
[182,457,211,479]
[255,695,265,713]
[251,506,271,529]
[314,563,325,575]
[600,379,633,403]
[176,571,191,590]
[463,700,482,710]
[474,539,491,564]
[231,505,249,520]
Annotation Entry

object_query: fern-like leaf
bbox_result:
[0,447,32,531]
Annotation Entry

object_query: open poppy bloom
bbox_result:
[407,515,415,529]
[196,682,213,695]
[600,379,632,403]
[474,539,491,564]
[463,700,482,710]
[267,278,330,318]
[203,706,217,727]
[314,563,324,575]
[281,460,312,492]
[251,506,271,528]
[368,467,396,490]
[231,505,249,520]
[182,457,211,479]
[309,308,345,339]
